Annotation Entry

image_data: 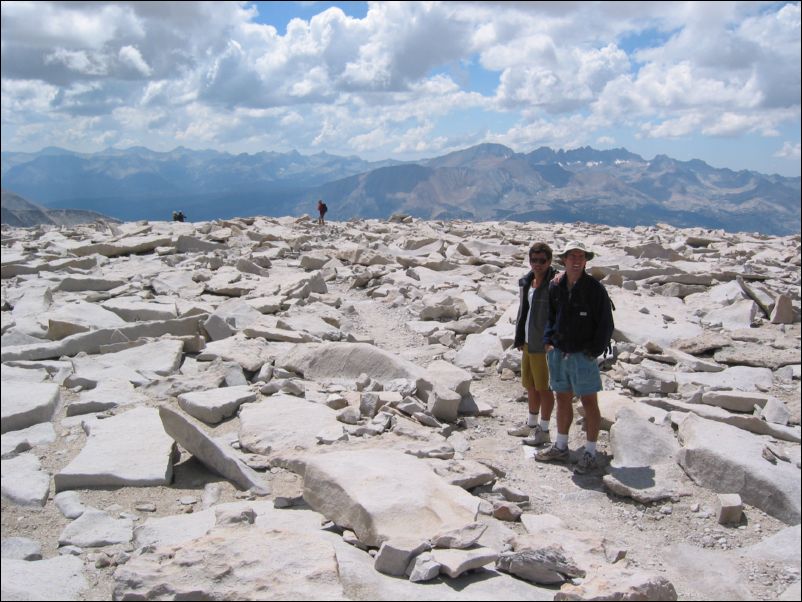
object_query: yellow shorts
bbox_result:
[522,348,550,391]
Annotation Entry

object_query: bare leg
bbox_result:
[537,389,555,422]
[526,386,539,415]
[579,394,600,443]
[555,391,574,436]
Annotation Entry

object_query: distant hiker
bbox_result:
[535,240,614,474]
[317,200,328,225]
[172,210,185,222]
[509,242,557,448]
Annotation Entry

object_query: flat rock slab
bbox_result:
[45,300,126,339]
[425,360,472,396]
[596,390,668,431]
[67,380,149,416]
[662,543,754,600]
[1,536,42,560]
[674,365,773,392]
[611,293,703,348]
[55,275,127,292]
[1,453,50,506]
[132,501,323,551]
[114,522,345,601]
[454,333,503,370]
[701,390,770,413]
[70,234,172,258]
[609,407,679,468]
[133,508,216,550]
[1,382,59,434]
[279,342,429,390]
[55,407,175,492]
[88,339,185,377]
[150,270,206,298]
[101,297,178,322]
[739,525,801,565]
[177,385,257,424]
[1,556,87,601]
[1,364,51,383]
[677,413,801,524]
[239,394,341,457]
[603,463,692,503]
[714,343,800,369]
[303,449,479,548]
[1,422,57,458]
[196,334,274,372]
[159,405,269,495]
[431,546,499,578]
[58,509,134,548]
[65,357,150,388]
[642,397,800,443]
[701,299,757,330]
[1,315,205,363]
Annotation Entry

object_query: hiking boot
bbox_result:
[534,443,569,463]
[522,425,551,447]
[574,451,598,474]
[507,424,532,437]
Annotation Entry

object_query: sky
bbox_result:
[1,1,800,177]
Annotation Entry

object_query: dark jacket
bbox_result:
[543,271,613,357]
[514,267,556,352]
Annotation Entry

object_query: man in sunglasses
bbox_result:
[509,242,557,447]
[535,240,613,474]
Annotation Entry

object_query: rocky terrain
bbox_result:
[1,214,800,601]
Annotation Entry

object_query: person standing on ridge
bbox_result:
[317,199,328,225]
[509,242,557,447]
[535,240,614,474]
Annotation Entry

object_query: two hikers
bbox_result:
[513,240,614,474]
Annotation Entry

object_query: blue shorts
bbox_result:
[546,349,602,397]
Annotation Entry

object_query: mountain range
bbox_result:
[2,144,799,235]
[1,190,119,228]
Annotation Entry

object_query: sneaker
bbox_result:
[507,424,532,437]
[522,425,551,447]
[534,443,569,463]
[574,451,598,474]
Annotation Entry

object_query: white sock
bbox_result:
[527,413,538,427]
[555,433,569,449]
[585,441,597,456]
[539,419,550,432]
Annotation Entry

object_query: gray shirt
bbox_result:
[525,278,550,352]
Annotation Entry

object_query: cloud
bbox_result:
[495,43,631,114]
[0,0,798,175]
[775,141,801,160]
[640,113,705,139]
[44,48,110,76]
[701,112,776,138]
[119,46,153,77]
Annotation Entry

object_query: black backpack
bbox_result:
[321,203,328,214]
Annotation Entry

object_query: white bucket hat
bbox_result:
[558,240,595,261]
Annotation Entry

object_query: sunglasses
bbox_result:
[529,257,550,265]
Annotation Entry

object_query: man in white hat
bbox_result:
[535,240,614,474]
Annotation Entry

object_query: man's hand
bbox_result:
[544,344,554,352]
